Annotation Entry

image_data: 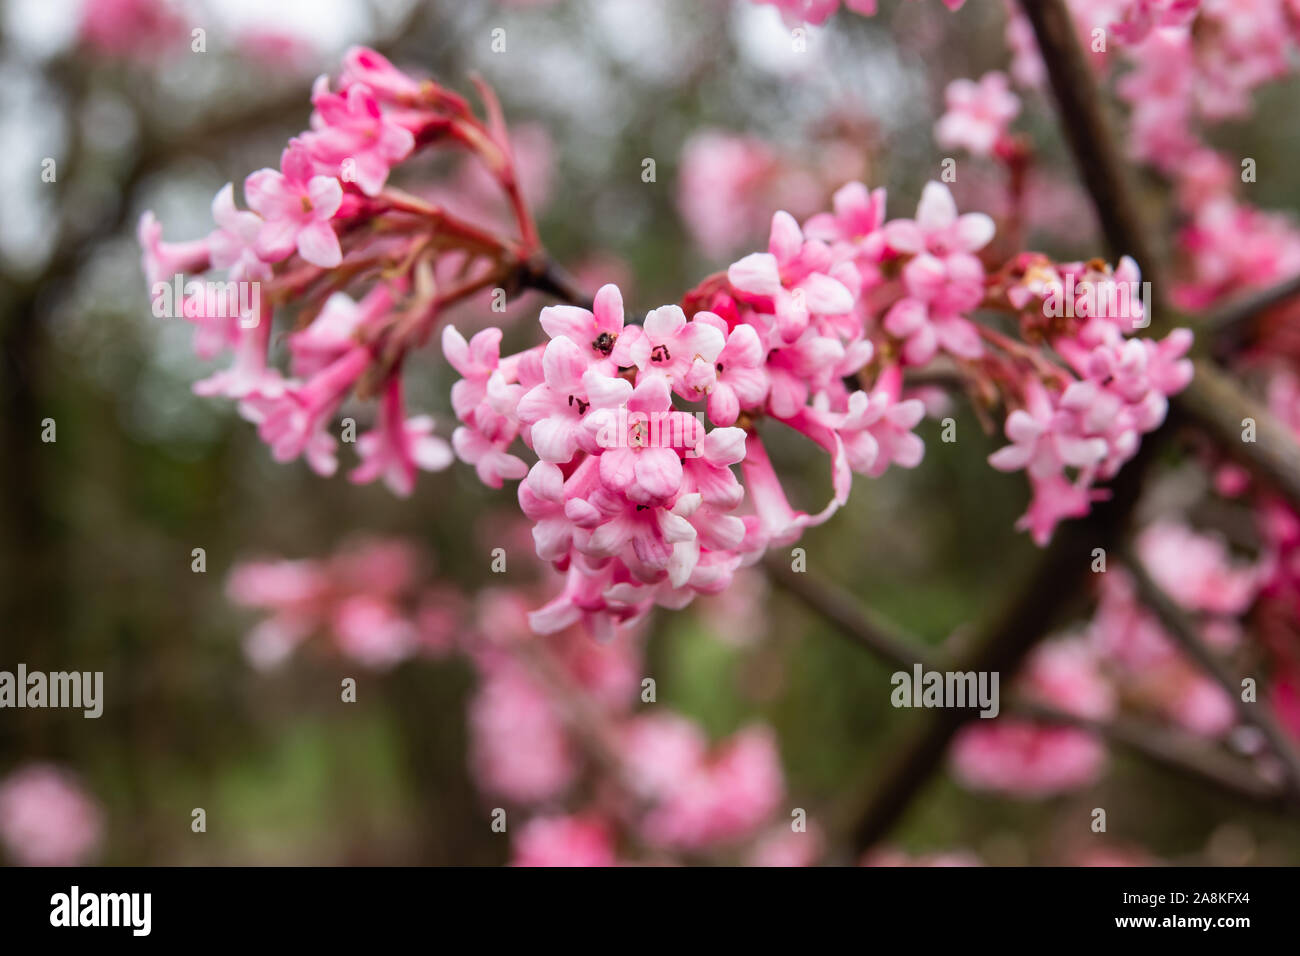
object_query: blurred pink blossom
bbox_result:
[0,765,103,866]
[512,814,617,867]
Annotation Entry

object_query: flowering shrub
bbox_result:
[142,46,1192,642]
[76,0,1300,867]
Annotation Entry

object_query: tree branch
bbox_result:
[1011,700,1291,807]
[1016,0,1165,298]
[762,555,943,670]
[768,556,1297,841]
[1123,552,1300,799]
[1204,272,1300,360]
[1173,358,1300,507]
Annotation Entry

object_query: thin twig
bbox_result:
[845,429,1162,849]
[765,556,1296,824]
[515,256,594,310]
[1173,358,1300,508]
[762,555,943,670]
[1203,272,1300,359]
[1124,552,1300,799]
[1011,700,1291,807]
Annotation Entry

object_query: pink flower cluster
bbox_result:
[989,255,1193,544]
[752,0,965,28]
[995,1,1300,310]
[446,172,1194,635]
[139,47,555,497]
[227,538,806,865]
[1110,0,1202,45]
[449,180,1014,638]
[79,0,185,61]
[227,539,461,670]
[460,591,800,865]
[951,638,1115,797]
[444,285,766,642]
[1027,0,1300,308]
[0,764,103,866]
[148,47,1197,652]
[935,71,1021,158]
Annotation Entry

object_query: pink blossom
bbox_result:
[79,0,184,61]
[516,337,633,464]
[575,485,701,584]
[208,183,271,282]
[764,327,850,418]
[802,181,888,267]
[227,558,330,611]
[241,344,372,475]
[682,426,749,511]
[992,389,1106,482]
[192,313,287,401]
[935,72,1021,157]
[244,140,344,268]
[512,814,617,867]
[676,132,783,257]
[538,283,631,369]
[1173,196,1300,309]
[453,426,529,489]
[691,314,771,426]
[350,379,453,497]
[1136,520,1262,616]
[834,367,926,477]
[948,637,1115,798]
[227,539,445,670]
[0,765,103,866]
[584,375,696,504]
[1016,473,1103,546]
[622,715,784,851]
[528,559,651,642]
[728,211,856,344]
[443,325,528,485]
[1110,0,1202,46]
[288,291,375,379]
[623,305,726,398]
[1021,638,1117,721]
[339,46,427,102]
[304,79,415,196]
[468,661,577,802]
[884,181,995,260]
[138,211,211,287]
[1089,569,1238,737]
[333,595,416,668]
[950,722,1108,797]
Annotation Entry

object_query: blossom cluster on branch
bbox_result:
[139,45,1193,642]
